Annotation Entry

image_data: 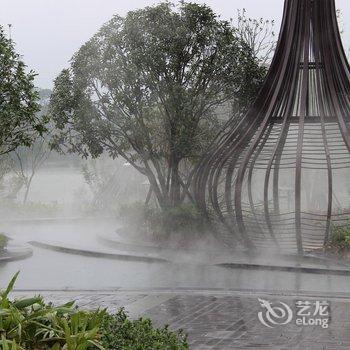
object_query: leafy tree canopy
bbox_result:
[0,26,46,156]
[49,2,266,208]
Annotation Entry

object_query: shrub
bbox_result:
[0,233,8,251]
[0,272,106,349]
[118,202,154,228]
[329,222,350,248]
[162,204,205,234]
[0,273,189,350]
[118,202,208,237]
[101,310,188,350]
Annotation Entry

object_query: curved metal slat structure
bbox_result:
[194,0,350,254]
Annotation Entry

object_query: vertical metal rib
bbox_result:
[295,0,311,255]
[313,0,332,244]
[234,0,299,244]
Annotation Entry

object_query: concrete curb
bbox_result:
[29,241,169,264]
[216,262,350,276]
[98,233,171,254]
[10,288,350,300]
[0,246,33,263]
[99,230,350,269]
[98,229,232,256]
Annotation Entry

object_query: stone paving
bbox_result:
[12,290,350,349]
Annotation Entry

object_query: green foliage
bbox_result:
[101,309,188,350]
[0,274,188,350]
[0,199,59,220]
[0,157,11,194]
[118,202,157,232]
[0,26,46,156]
[119,202,208,236]
[0,233,8,251]
[161,204,206,234]
[0,273,106,349]
[49,2,266,209]
[330,222,350,248]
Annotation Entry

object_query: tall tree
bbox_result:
[0,27,46,156]
[49,2,266,210]
[235,9,276,66]
[8,138,51,204]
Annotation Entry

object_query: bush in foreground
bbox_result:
[102,311,188,350]
[0,273,188,349]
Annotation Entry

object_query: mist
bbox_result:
[1,147,350,295]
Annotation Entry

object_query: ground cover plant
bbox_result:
[0,273,188,350]
[329,221,350,250]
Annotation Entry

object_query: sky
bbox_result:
[1,0,350,89]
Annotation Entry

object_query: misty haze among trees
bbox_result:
[0,2,278,237]
[2,1,350,348]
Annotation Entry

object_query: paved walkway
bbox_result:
[12,290,350,349]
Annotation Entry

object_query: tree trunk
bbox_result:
[144,168,169,211]
[145,186,153,205]
[23,183,31,205]
[23,173,34,205]
[169,157,181,207]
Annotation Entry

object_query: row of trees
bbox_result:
[0,3,275,212]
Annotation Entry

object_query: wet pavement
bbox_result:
[12,289,350,349]
[4,219,350,348]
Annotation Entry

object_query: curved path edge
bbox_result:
[0,248,33,263]
[217,262,350,276]
[29,241,169,264]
